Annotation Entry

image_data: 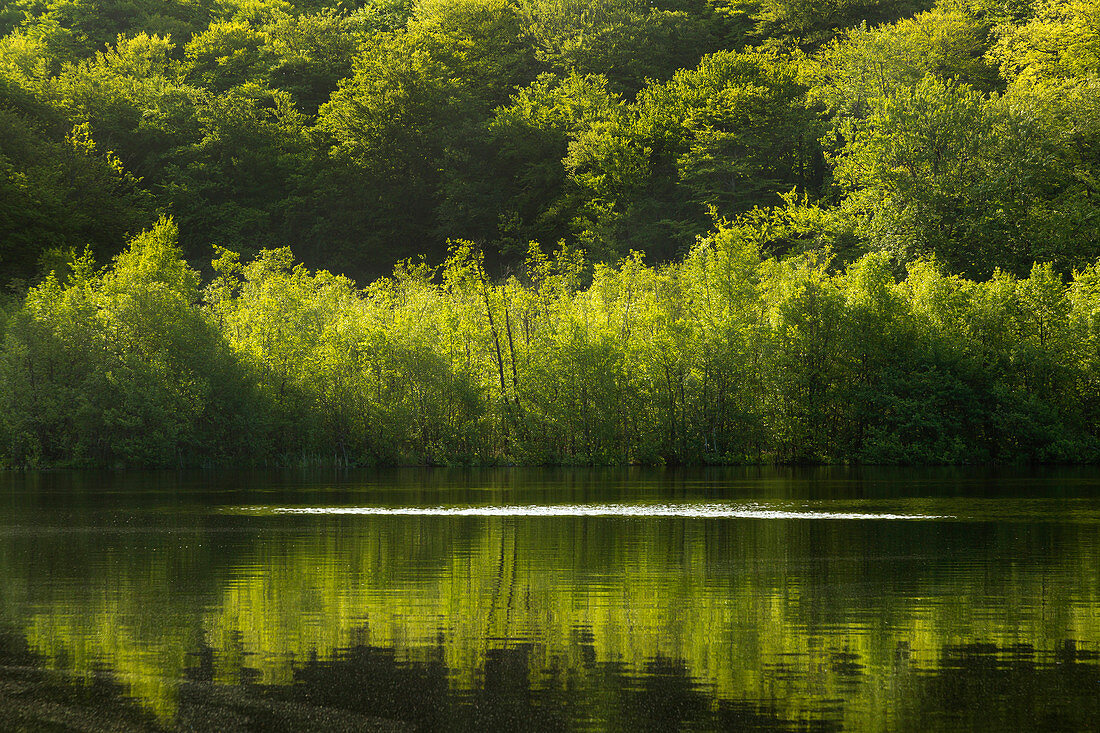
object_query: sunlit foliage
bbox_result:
[3,216,1100,466]
[1,0,1099,465]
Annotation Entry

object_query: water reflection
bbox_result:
[0,468,1097,730]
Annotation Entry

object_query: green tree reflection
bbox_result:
[1,506,1097,728]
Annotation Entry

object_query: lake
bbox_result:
[0,467,1097,731]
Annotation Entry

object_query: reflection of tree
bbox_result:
[0,504,1096,729]
[0,626,162,731]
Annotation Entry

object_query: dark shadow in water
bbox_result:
[251,642,811,732]
[1,631,1099,731]
[897,642,1100,732]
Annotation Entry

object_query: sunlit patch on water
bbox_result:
[231,503,953,519]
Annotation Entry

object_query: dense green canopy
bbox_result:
[0,0,1099,466]
[0,0,1094,282]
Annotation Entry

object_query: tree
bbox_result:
[564,48,823,262]
[991,0,1100,83]
[813,2,1000,123]
[439,71,622,259]
[0,113,153,282]
[520,0,717,95]
[0,219,263,467]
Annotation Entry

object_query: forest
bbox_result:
[0,0,1098,467]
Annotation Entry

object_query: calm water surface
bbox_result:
[0,467,1097,731]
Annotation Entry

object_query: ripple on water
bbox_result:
[230,503,954,520]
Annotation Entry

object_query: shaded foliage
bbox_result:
[0,0,1095,281]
